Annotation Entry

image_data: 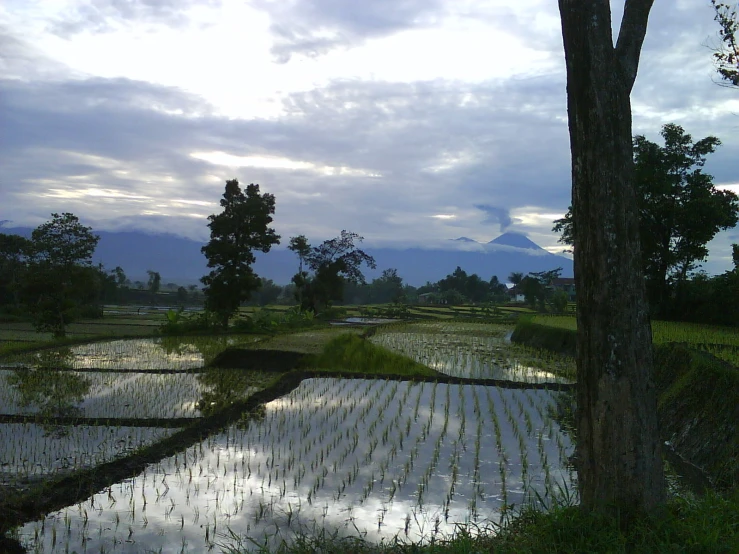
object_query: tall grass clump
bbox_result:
[310,334,440,377]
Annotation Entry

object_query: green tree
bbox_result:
[554,124,739,315]
[147,269,161,301]
[22,213,100,337]
[288,235,311,307]
[370,268,405,304]
[201,180,280,328]
[712,1,739,86]
[297,230,376,313]
[507,272,524,286]
[558,0,665,517]
[112,266,129,288]
[520,268,562,311]
[176,286,188,304]
[0,233,32,310]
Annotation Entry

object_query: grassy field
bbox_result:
[531,314,739,366]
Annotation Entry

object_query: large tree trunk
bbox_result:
[558,0,665,515]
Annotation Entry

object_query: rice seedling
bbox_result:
[15,376,574,553]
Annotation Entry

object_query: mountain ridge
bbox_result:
[1,227,573,286]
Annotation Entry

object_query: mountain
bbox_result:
[452,236,478,243]
[2,228,573,286]
[488,232,545,250]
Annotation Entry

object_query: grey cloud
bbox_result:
[0,70,572,246]
[474,204,521,232]
[253,0,444,62]
[46,0,221,37]
[4,0,739,269]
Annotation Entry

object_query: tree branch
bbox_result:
[615,0,655,91]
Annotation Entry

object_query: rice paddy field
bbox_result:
[1,318,577,553]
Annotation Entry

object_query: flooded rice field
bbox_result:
[371,322,575,383]
[3,323,577,552]
[0,370,214,419]
[17,378,573,553]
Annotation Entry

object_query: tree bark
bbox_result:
[558,0,665,515]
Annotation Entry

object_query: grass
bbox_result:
[221,492,739,553]
[530,315,739,366]
[308,334,442,377]
[532,315,739,345]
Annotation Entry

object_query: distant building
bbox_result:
[551,277,576,302]
[506,285,526,303]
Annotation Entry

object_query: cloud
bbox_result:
[474,204,521,232]
[46,0,222,37]
[253,0,445,62]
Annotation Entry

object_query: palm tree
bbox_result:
[508,272,524,286]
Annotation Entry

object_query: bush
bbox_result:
[159,309,220,335]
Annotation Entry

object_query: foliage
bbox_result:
[550,291,569,314]
[147,270,161,295]
[554,123,739,316]
[201,180,280,328]
[518,268,563,311]
[713,0,739,86]
[21,213,101,338]
[0,232,32,311]
[158,308,221,335]
[309,333,440,377]
[245,278,283,307]
[291,230,376,313]
[232,307,318,333]
[359,302,412,319]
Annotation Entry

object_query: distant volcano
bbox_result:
[451,236,478,243]
[488,232,545,251]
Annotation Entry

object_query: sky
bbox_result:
[2,0,739,274]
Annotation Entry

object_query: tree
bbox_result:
[507,272,524,286]
[712,1,739,86]
[176,286,188,304]
[636,124,737,312]
[553,124,738,315]
[520,268,563,311]
[288,235,311,307]
[371,268,405,304]
[22,213,100,337]
[558,0,665,518]
[295,230,376,313]
[0,233,32,310]
[147,270,161,297]
[201,180,280,328]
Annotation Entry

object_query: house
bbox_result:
[551,277,576,301]
[506,285,526,303]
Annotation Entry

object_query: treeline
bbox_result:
[554,123,739,326]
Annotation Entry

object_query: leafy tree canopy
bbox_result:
[553,123,738,313]
[31,212,99,267]
[201,180,280,327]
[290,230,376,312]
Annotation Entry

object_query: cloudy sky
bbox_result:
[2,0,739,274]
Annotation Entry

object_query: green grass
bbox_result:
[222,492,739,554]
[531,315,739,365]
[308,333,441,377]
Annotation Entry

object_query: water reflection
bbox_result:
[196,368,267,416]
[18,378,575,553]
[5,348,91,418]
